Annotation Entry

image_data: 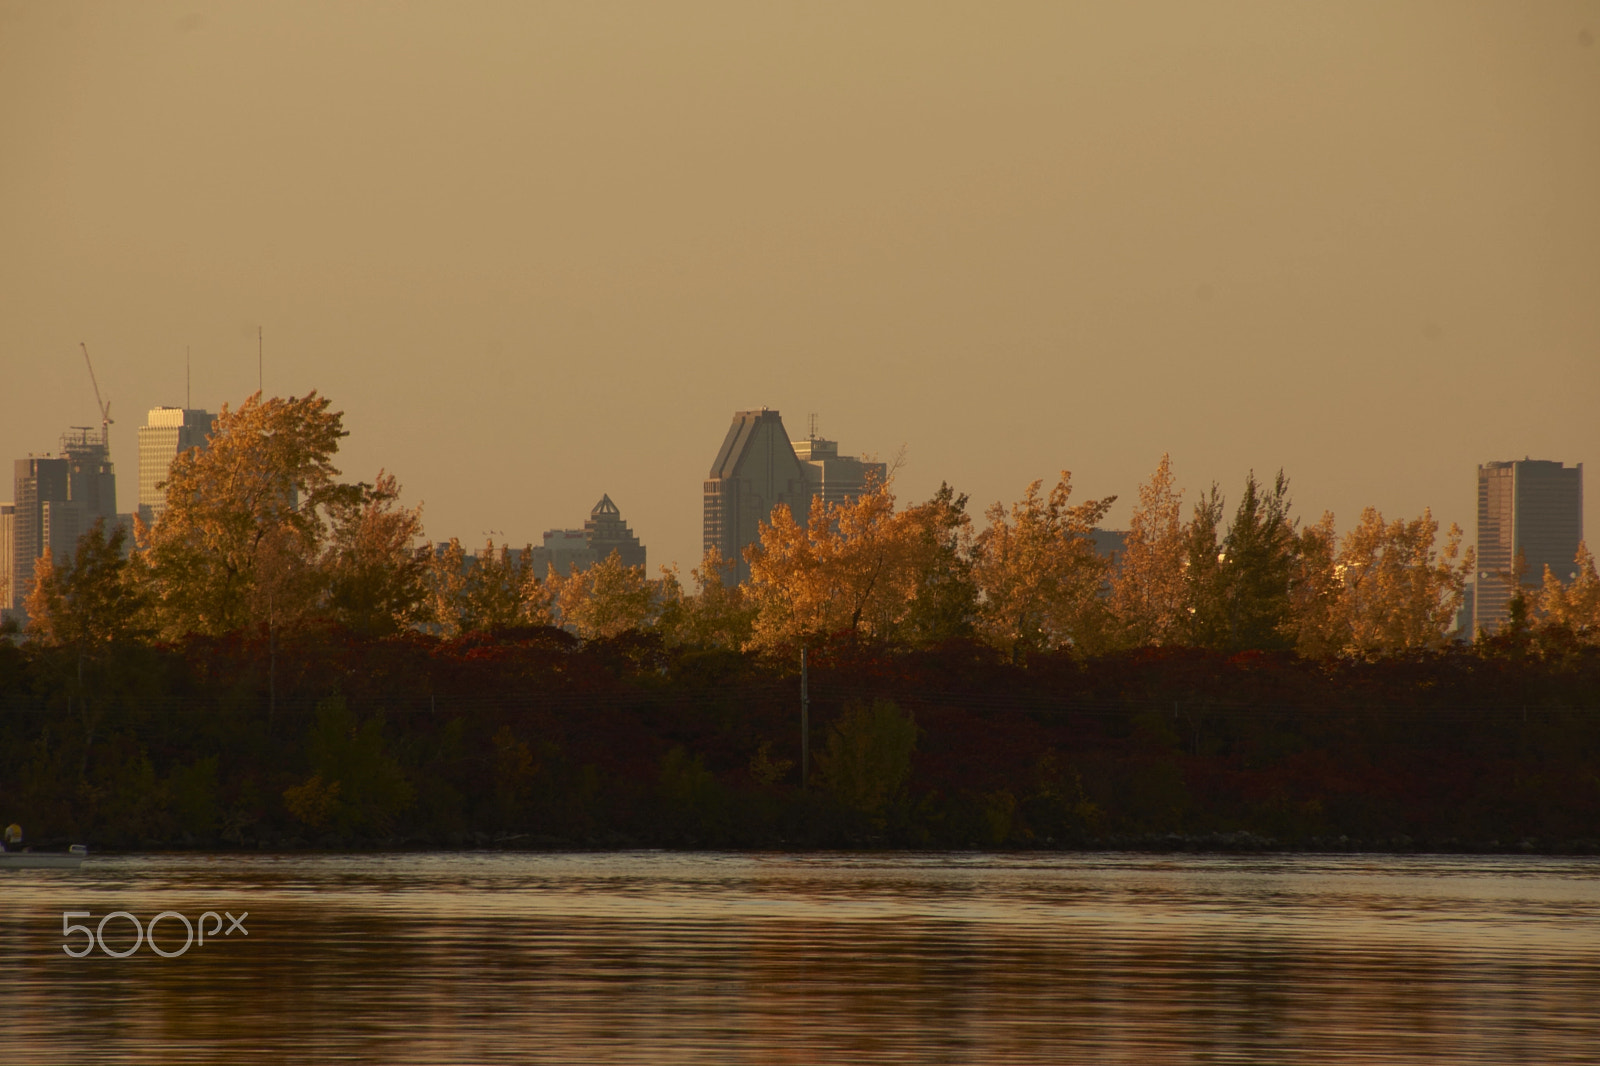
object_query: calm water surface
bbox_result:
[3,852,1598,1063]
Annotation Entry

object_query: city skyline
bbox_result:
[3,364,1594,592]
[2,2,1597,573]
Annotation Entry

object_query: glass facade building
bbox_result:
[1474,459,1584,634]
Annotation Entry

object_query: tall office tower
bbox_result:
[11,456,71,615]
[9,428,121,617]
[704,409,813,584]
[0,503,13,621]
[584,494,646,568]
[60,427,117,523]
[1474,459,1584,634]
[138,406,213,525]
[792,436,888,511]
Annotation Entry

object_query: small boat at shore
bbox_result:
[0,844,89,870]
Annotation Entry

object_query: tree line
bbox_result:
[18,393,1599,658]
[5,391,1597,852]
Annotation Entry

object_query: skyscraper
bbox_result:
[12,457,70,615]
[138,406,213,525]
[792,436,887,512]
[8,427,122,617]
[703,410,813,583]
[0,503,14,622]
[1474,459,1584,634]
[61,428,117,523]
[528,494,647,576]
[584,494,646,568]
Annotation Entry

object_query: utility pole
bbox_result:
[800,646,810,789]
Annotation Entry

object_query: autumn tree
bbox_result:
[550,551,655,639]
[818,478,911,640]
[139,392,359,639]
[743,479,977,652]
[896,483,978,645]
[1108,454,1189,648]
[1285,511,1340,657]
[324,472,429,636]
[744,480,916,650]
[1290,507,1472,657]
[427,538,550,637]
[466,540,546,631]
[742,502,820,650]
[1534,542,1600,644]
[971,472,1115,659]
[659,547,755,649]
[425,538,471,636]
[25,521,151,647]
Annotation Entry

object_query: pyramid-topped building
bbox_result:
[584,494,646,568]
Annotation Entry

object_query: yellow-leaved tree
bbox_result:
[1108,454,1188,648]
[743,481,907,650]
[1290,507,1471,658]
[139,392,357,639]
[549,551,656,639]
[1534,542,1600,644]
[971,472,1115,659]
[428,538,551,637]
[324,472,429,636]
[743,479,977,652]
[1286,511,1340,657]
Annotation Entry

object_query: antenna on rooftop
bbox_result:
[258,326,263,395]
[187,345,191,409]
[808,412,818,440]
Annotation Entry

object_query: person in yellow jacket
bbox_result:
[2,823,22,851]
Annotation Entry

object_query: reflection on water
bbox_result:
[3,852,1598,1064]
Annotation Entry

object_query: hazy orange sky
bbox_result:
[3,2,1595,573]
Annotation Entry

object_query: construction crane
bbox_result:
[80,341,112,446]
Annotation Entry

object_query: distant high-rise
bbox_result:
[529,494,646,576]
[531,530,594,578]
[12,457,71,616]
[138,406,213,525]
[1474,459,1584,634]
[584,494,646,568]
[0,503,14,622]
[792,436,887,512]
[7,426,122,617]
[704,410,814,584]
[61,428,117,522]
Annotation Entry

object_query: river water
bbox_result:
[2,852,1597,1064]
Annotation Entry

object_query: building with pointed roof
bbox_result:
[703,409,813,584]
[584,493,646,568]
[528,494,646,576]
